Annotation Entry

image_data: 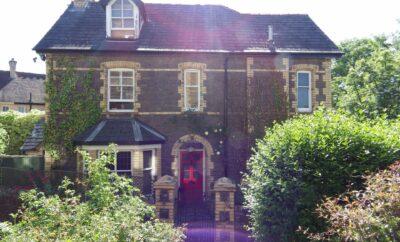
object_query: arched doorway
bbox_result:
[171,134,214,202]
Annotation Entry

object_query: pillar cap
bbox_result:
[154,175,177,188]
[214,177,236,191]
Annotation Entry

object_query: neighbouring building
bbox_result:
[0,59,45,113]
[34,0,341,227]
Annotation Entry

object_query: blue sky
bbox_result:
[0,0,398,73]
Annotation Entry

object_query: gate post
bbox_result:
[154,175,178,223]
[214,177,236,242]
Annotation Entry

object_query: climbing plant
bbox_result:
[44,58,101,162]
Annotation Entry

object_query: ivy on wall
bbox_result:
[45,58,101,162]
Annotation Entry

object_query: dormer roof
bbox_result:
[34,2,340,55]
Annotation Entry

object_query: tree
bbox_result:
[0,146,185,242]
[306,161,400,241]
[242,110,400,241]
[332,34,400,119]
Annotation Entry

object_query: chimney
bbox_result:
[9,58,17,79]
[73,0,90,8]
[267,25,276,51]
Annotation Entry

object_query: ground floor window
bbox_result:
[108,151,132,176]
[2,106,9,112]
[143,150,154,195]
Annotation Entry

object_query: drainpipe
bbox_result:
[223,56,229,177]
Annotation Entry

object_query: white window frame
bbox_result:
[184,69,201,112]
[297,71,312,113]
[106,0,139,37]
[107,68,135,113]
[143,149,156,177]
[112,151,132,175]
[18,106,26,113]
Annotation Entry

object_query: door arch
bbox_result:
[171,134,214,195]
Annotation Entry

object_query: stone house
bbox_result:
[0,59,45,113]
[34,0,340,224]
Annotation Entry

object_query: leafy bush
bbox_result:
[242,109,400,241]
[0,125,8,155]
[0,146,185,241]
[307,161,400,241]
[0,110,44,155]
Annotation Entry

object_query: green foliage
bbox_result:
[0,125,8,155]
[242,109,400,241]
[307,161,400,241]
[332,34,400,119]
[0,146,185,241]
[44,59,101,161]
[0,110,43,155]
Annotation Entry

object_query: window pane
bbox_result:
[109,102,134,110]
[122,71,133,78]
[122,0,133,9]
[110,86,121,99]
[110,71,120,77]
[122,86,134,100]
[122,77,133,85]
[298,73,310,87]
[298,87,309,109]
[111,9,122,18]
[110,77,120,85]
[112,19,123,28]
[186,72,199,86]
[112,0,122,9]
[143,151,152,169]
[123,19,134,28]
[117,152,131,171]
[186,87,199,109]
[123,9,133,17]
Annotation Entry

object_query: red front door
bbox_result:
[180,151,203,203]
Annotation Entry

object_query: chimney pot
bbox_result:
[9,58,17,79]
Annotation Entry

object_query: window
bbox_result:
[2,106,9,112]
[109,151,132,176]
[143,150,154,195]
[184,69,201,111]
[111,0,135,29]
[18,106,26,113]
[108,69,135,112]
[297,71,312,112]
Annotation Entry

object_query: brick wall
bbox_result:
[45,52,332,198]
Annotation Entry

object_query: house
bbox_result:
[34,0,341,224]
[0,59,45,113]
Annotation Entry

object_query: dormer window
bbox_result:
[107,0,140,39]
[111,0,134,29]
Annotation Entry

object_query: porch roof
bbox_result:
[74,118,166,146]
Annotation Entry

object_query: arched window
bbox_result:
[111,0,134,29]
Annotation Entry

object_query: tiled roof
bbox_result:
[0,71,45,104]
[34,2,340,55]
[20,119,45,152]
[74,118,166,145]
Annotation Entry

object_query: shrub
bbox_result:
[242,109,400,241]
[0,125,8,155]
[0,146,185,241]
[0,110,44,155]
[307,161,400,241]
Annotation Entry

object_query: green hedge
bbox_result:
[0,110,44,155]
[242,109,400,241]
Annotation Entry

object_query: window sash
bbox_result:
[108,69,135,112]
[297,71,312,112]
[184,69,201,111]
[111,0,135,29]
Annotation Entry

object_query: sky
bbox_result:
[0,0,399,74]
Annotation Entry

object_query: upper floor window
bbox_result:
[108,69,135,112]
[297,71,312,112]
[184,69,201,111]
[111,0,134,29]
[18,106,26,113]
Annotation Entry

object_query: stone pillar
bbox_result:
[214,177,236,242]
[154,175,178,223]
